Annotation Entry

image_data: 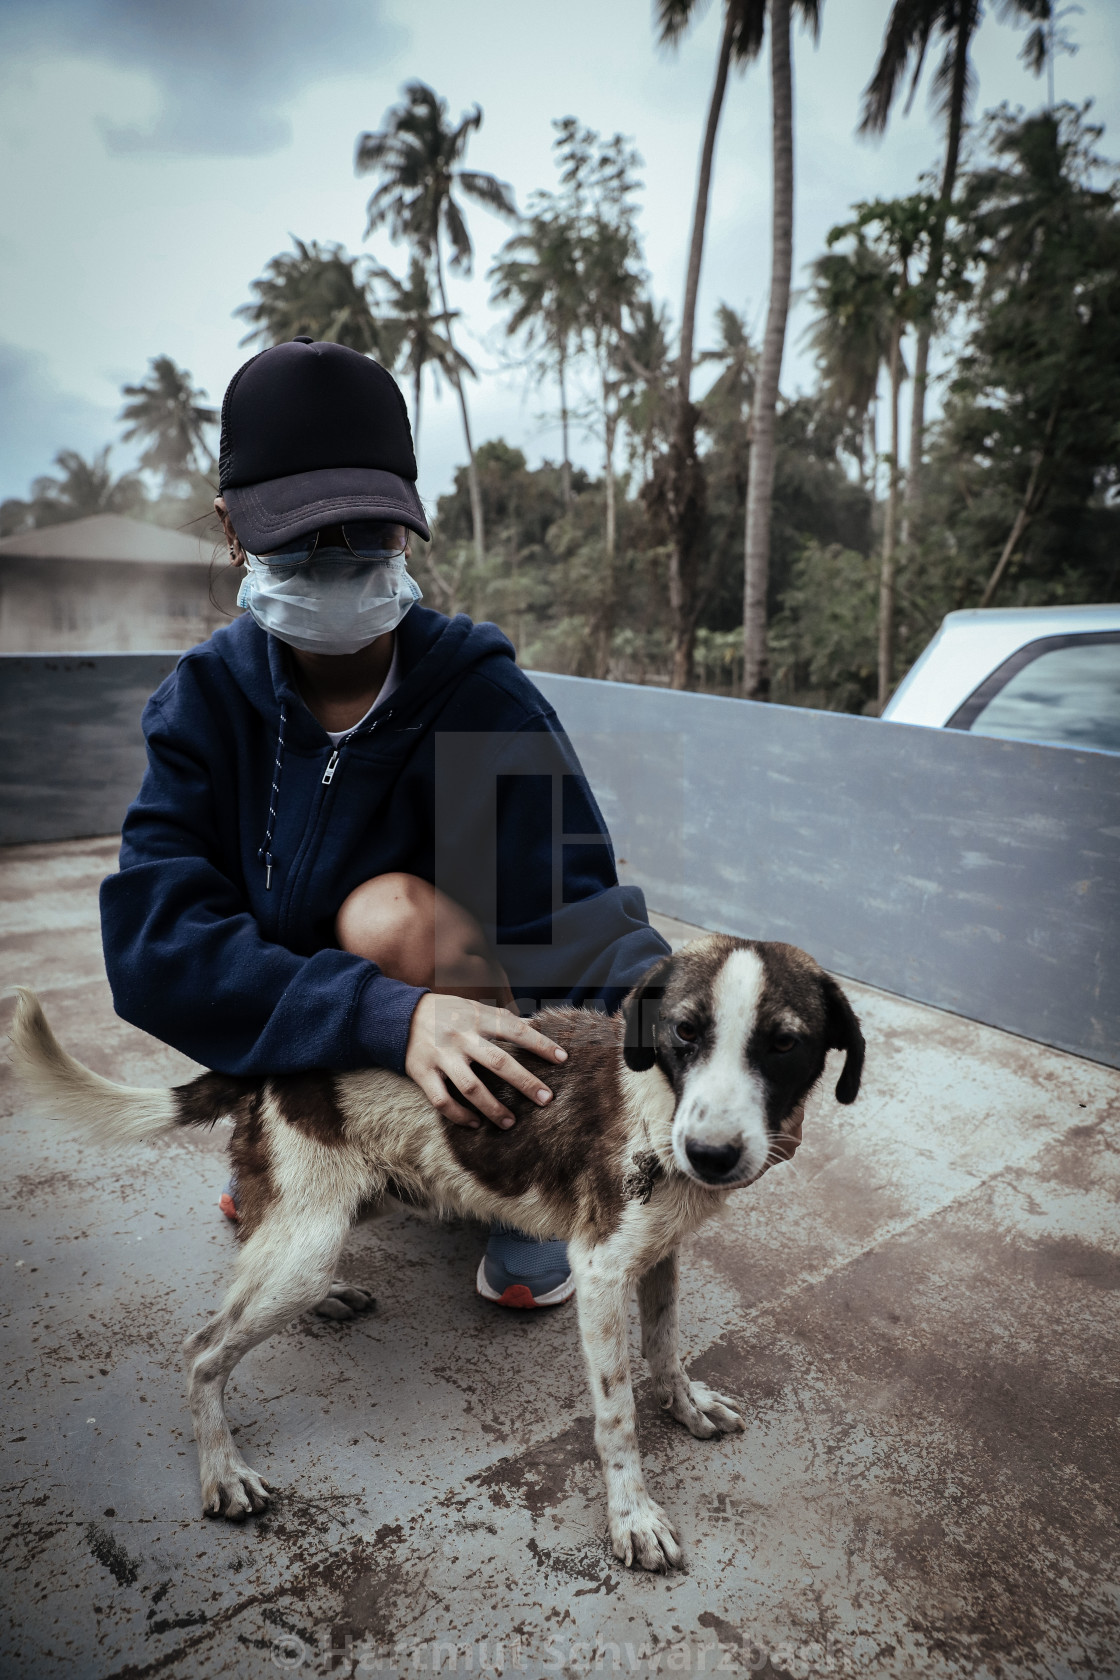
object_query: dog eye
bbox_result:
[771,1033,798,1054]
[673,1020,699,1045]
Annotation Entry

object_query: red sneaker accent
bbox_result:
[218,1192,240,1223]
[496,1283,538,1309]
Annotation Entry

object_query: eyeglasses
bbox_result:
[251,521,409,566]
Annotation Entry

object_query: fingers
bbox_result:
[412,1067,480,1130]
[475,1039,555,1111]
[404,992,567,1132]
[476,1005,568,1065]
[447,1058,519,1129]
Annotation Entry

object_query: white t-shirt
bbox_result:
[324,643,401,746]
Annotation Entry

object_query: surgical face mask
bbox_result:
[236,550,423,654]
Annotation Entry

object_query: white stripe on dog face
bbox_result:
[672,946,770,1183]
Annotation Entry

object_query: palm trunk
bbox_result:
[559,345,572,507]
[678,11,734,393]
[667,10,734,691]
[595,392,618,681]
[906,6,971,524]
[878,324,903,707]
[743,0,794,702]
[434,250,485,563]
[412,362,422,455]
[604,405,617,561]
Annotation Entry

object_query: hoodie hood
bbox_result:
[206,605,517,749]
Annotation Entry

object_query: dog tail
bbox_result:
[8,988,256,1148]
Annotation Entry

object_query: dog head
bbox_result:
[622,935,864,1189]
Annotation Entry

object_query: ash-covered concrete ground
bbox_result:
[1,836,1118,1680]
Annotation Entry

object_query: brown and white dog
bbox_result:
[9,935,863,1572]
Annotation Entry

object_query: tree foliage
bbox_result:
[922,103,1120,609]
[7,69,1117,719]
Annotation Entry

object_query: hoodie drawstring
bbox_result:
[259,702,287,891]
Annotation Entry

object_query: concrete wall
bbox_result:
[1,653,1116,1067]
[0,556,240,652]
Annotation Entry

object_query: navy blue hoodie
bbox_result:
[100,606,669,1077]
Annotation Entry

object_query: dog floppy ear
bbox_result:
[622,954,674,1073]
[821,973,865,1104]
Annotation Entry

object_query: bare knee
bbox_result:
[336,872,435,982]
[336,872,511,1002]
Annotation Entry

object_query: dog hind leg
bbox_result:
[183,1203,350,1519]
[569,1242,682,1573]
[637,1250,745,1439]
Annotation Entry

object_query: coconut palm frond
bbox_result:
[118,355,218,483]
[656,0,713,48]
[859,0,939,135]
[456,170,518,221]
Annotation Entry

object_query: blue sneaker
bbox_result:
[476,1225,574,1308]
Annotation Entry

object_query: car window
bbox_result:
[954,635,1120,752]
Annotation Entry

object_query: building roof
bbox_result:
[0,512,213,566]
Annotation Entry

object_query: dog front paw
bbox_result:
[314,1280,377,1321]
[610,1497,683,1572]
[200,1457,272,1520]
[662,1378,745,1439]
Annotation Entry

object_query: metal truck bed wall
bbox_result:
[2,651,1116,1067]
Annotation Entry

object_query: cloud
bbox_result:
[0,0,405,156]
[0,340,123,502]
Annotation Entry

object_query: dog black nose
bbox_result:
[685,1140,742,1181]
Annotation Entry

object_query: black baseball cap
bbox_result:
[218,337,431,550]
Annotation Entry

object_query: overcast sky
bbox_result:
[1,0,1116,509]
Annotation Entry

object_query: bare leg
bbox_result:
[184,1201,350,1518]
[637,1250,744,1438]
[569,1241,682,1572]
[336,871,512,1006]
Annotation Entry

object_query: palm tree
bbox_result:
[866,207,918,708]
[236,237,392,357]
[559,125,645,587]
[30,447,145,525]
[697,303,758,425]
[695,307,756,576]
[743,0,822,701]
[356,82,517,563]
[119,356,218,487]
[489,202,582,504]
[860,0,1051,527]
[618,297,675,487]
[372,255,475,452]
[806,238,893,493]
[656,0,776,689]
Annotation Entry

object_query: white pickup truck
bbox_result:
[882,602,1120,753]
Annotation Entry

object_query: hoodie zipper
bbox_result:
[322,704,392,785]
[275,710,394,943]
